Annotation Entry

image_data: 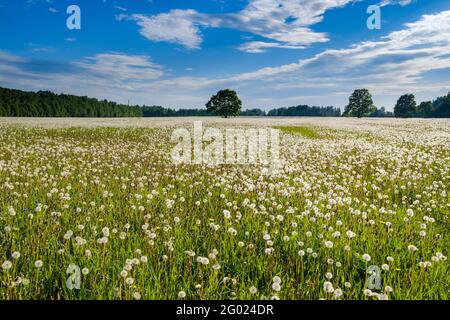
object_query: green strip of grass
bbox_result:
[273,126,320,139]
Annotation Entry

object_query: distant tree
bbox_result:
[241,108,266,116]
[206,89,242,118]
[432,92,450,118]
[394,94,417,118]
[267,105,341,117]
[343,89,376,118]
[417,101,434,118]
[369,106,394,118]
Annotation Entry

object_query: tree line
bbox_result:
[1,86,449,118]
[343,89,450,118]
[393,93,450,118]
[0,87,142,117]
[0,86,344,118]
[267,105,341,117]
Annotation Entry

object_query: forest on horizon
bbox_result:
[0,86,448,118]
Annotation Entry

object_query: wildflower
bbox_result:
[385,286,393,293]
[102,227,110,237]
[178,291,186,299]
[332,231,341,238]
[273,276,281,284]
[2,260,12,270]
[35,260,43,268]
[272,283,281,292]
[324,241,333,248]
[82,268,89,275]
[197,257,210,265]
[334,288,343,299]
[419,261,432,268]
[8,206,16,216]
[408,245,418,252]
[363,289,373,296]
[133,292,141,300]
[346,230,356,238]
[323,281,334,293]
[11,252,20,259]
[374,293,389,300]
[249,286,258,294]
[362,254,371,262]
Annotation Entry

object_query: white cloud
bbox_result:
[379,0,414,7]
[238,41,305,53]
[113,6,127,12]
[118,10,208,49]
[75,53,163,81]
[119,0,355,51]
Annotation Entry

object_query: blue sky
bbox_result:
[0,0,449,110]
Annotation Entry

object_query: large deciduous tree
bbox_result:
[343,89,376,118]
[206,89,242,118]
[394,94,417,118]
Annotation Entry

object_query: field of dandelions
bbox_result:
[0,117,449,300]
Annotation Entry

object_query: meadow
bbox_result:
[0,117,448,300]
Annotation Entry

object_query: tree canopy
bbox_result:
[394,94,417,118]
[343,89,376,118]
[206,89,242,118]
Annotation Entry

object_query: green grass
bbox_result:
[273,126,321,139]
